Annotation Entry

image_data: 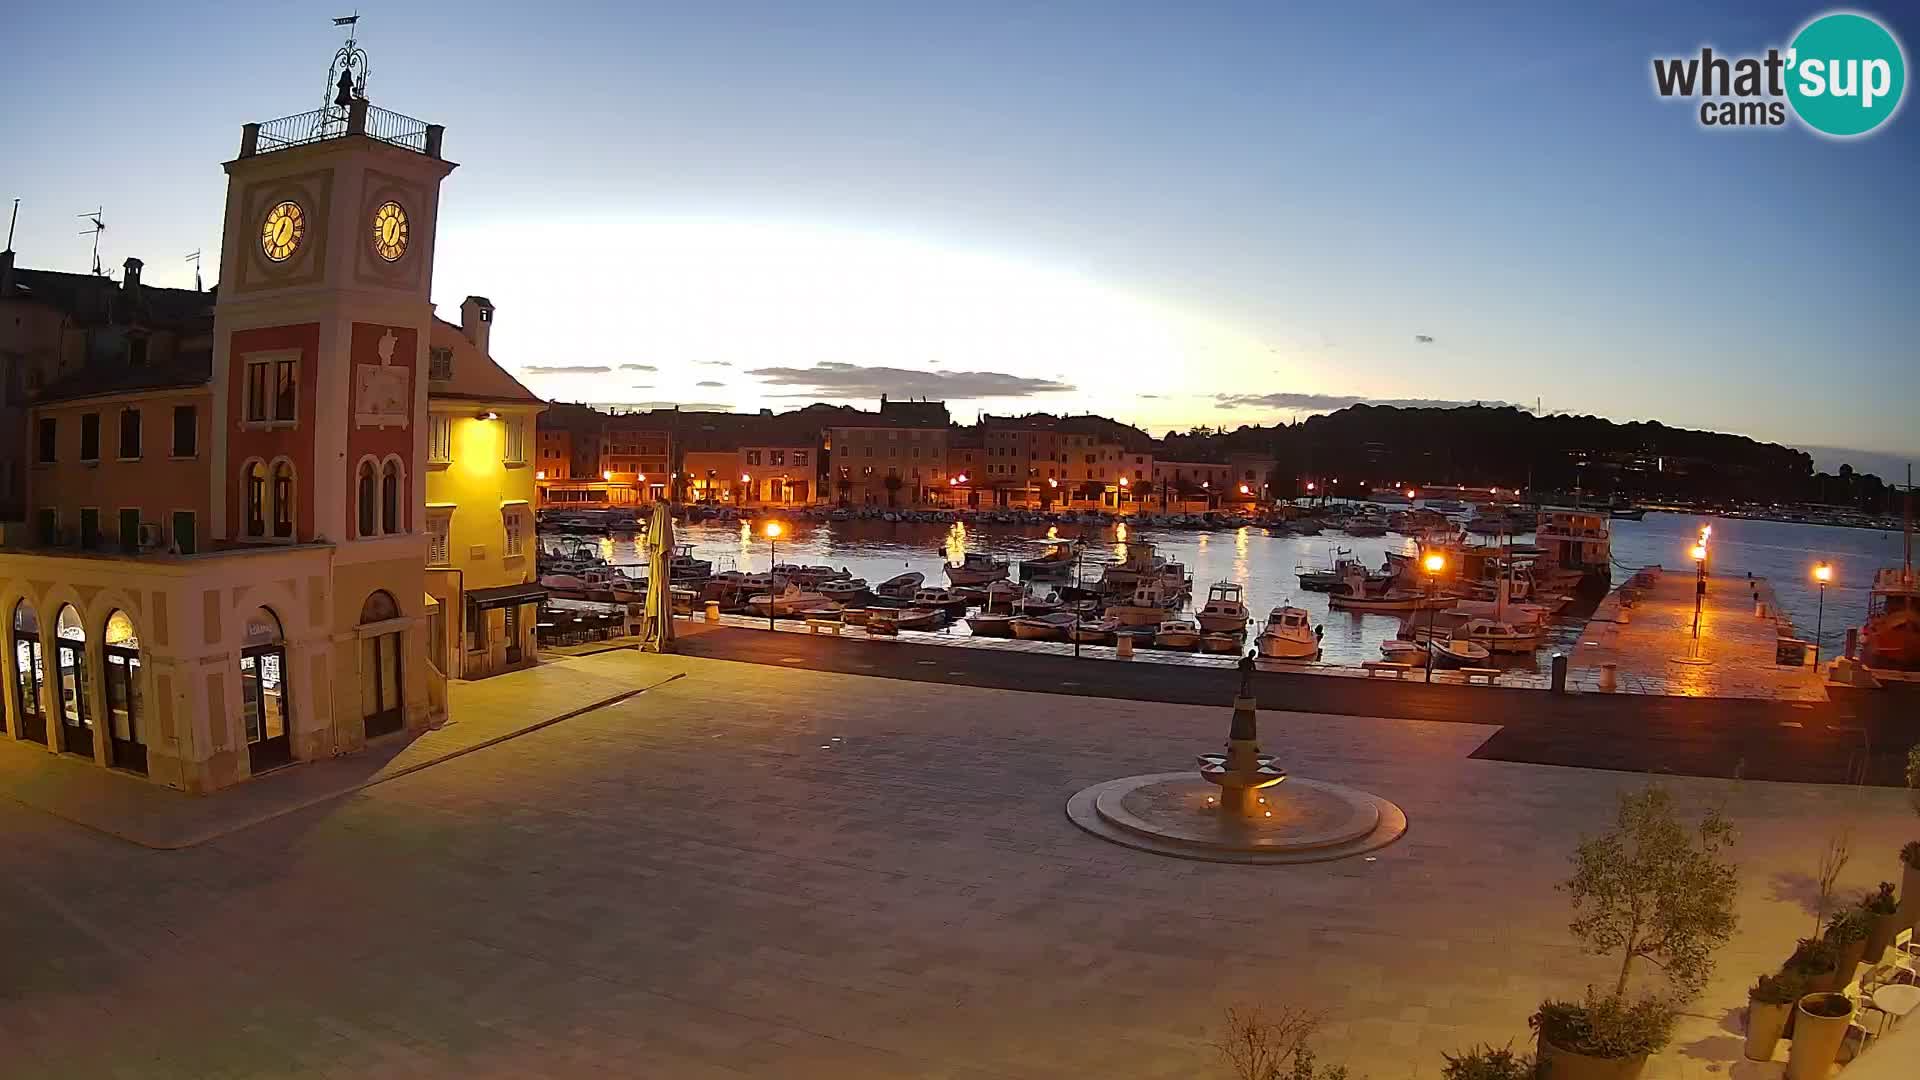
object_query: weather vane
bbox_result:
[323,13,370,117]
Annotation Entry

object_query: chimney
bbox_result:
[122,257,143,291]
[459,295,494,354]
[0,249,13,294]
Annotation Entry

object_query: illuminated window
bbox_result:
[429,415,452,463]
[503,510,526,557]
[504,417,526,465]
[427,513,450,566]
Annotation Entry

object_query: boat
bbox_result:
[817,577,869,603]
[884,607,945,632]
[1464,513,1512,534]
[965,612,1015,637]
[669,544,713,579]
[772,563,846,587]
[1379,639,1425,664]
[910,587,971,615]
[1152,619,1202,650]
[1608,506,1647,521]
[1534,508,1612,588]
[1019,539,1081,580]
[841,607,873,627]
[1327,578,1449,613]
[983,579,1031,612]
[1428,636,1492,667]
[1343,519,1388,538]
[1862,478,1918,670]
[745,584,829,618]
[1105,580,1180,627]
[1097,542,1169,592]
[1411,616,1541,653]
[1195,581,1251,633]
[1199,631,1244,655]
[1069,617,1119,644]
[1257,605,1323,660]
[945,552,1010,586]
[1423,498,1469,514]
[1010,611,1079,641]
[871,571,925,602]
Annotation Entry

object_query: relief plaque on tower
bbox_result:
[354,327,412,428]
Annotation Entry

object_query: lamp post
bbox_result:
[1423,551,1446,682]
[1812,562,1832,665]
[764,520,783,632]
[1688,541,1708,659]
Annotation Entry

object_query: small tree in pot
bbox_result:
[1860,882,1901,961]
[1442,1043,1536,1080]
[1531,992,1675,1078]
[1824,907,1870,979]
[1784,937,1840,994]
[1744,971,1803,1061]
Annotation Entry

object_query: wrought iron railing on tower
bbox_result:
[247,103,434,157]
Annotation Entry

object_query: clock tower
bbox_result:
[209,44,456,753]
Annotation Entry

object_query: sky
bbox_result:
[6,2,1917,472]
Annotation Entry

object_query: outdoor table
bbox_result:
[1870,982,1920,1036]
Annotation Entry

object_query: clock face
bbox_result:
[260,200,307,263]
[371,201,409,262]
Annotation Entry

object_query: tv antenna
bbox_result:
[5,198,18,250]
[185,249,203,292]
[77,207,106,275]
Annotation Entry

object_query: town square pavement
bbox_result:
[1,649,1913,1078]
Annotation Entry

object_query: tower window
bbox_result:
[244,461,267,537]
[244,358,297,423]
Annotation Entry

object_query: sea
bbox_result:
[548,510,1910,673]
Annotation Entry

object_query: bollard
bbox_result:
[704,600,720,623]
[1598,662,1617,692]
[1550,653,1569,693]
[1116,633,1134,659]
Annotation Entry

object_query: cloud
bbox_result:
[619,363,656,372]
[695,379,726,388]
[1215,392,1522,412]
[747,361,1074,400]
[521,364,611,375]
[631,384,653,389]
[694,360,732,367]
[1413,334,1435,344]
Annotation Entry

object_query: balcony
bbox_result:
[242,101,443,160]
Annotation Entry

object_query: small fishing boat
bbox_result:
[1257,605,1323,660]
[945,552,1010,585]
[745,584,829,618]
[841,608,873,627]
[1429,636,1492,667]
[886,607,945,632]
[1105,580,1179,627]
[1379,639,1425,663]
[1195,581,1251,633]
[817,578,869,603]
[1014,592,1065,615]
[1411,616,1540,653]
[1153,619,1202,650]
[1199,631,1244,654]
[1326,584,1447,613]
[669,544,713,579]
[965,612,1015,637]
[1069,617,1119,644]
[772,563,846,586]
[1019,539,1081,580]
[983,579,1030,612]
[1010,611,1078,641]
[911,587,971,615]
[871,571,925,603]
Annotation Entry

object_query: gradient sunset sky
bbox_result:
[7,2,1915,471]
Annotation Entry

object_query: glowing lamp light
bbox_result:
[1048,478,1059,488]
[475,410,500,421]
[1691,544,1708,561]
[535,470,546,480]
[764,521,783,539]
[1119,476,1129,486]
[637,474,646,483]
[1423,553,1446,574]
[1202,481,1210,489]
[1238,484,1250,494]
[741,473,751,483]
[1305,482,1315,491]
[1405,490,1416,499]
[1813,562,1833,583]
[601,470,613,481]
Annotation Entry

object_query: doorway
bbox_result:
[240,607,291,773]
[54,605,92,759]
[103,610,146,774]
[12,601,46,745]
[360,590,404,738]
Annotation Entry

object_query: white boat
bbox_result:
[983,579,1031,612]
[1105,580,1179,627]
[669,544,713,579]
[872,571,925,602]
[1153,619,1202,650]
[911,587,971,615]
[876,607,944,632]
[1423,498,1469,513]
[1257,605,1322,660]
[1069,617,1119,644]
[1412,616,1541,654]
[1195,581,1250,633]
[1379,639,1425,663]
[1019,540,1081,580]
[772,563,846,586]
[1010,611,1078,641]
[1429,637,1492,667]
[1097,542,1168,592]
[945,552,1010,585]
[965,612,1015,637]
[745,585,829,618]
[817,578,869,603]
[1327,583,1448,613]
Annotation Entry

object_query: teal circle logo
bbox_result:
[1787,12,1906,136]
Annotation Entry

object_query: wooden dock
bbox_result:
[1567,566,1827,702]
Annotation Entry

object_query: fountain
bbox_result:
[1066,653,1407,864]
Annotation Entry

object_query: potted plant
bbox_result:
[1785,992,1854,1080]
[1744,972,1802,1061]
[1785,937,1840,994]
[1824,907,1870,978]
[1861,882,1901,961]
[1531,992,1673,1079]
[1442,1043,1536,1080]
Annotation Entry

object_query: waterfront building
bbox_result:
[424,300,546,680]
[827,396,950,507]
[1154,461,1234,509]
[738,443,816,506]
[0,87,453,791]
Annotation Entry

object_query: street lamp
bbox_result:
[1812,562,1833,665]
[1685,540,1708,661]
[1422,551,1446,682]
[763,520,783,631]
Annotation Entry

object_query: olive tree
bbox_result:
[1562,783,1739,1000]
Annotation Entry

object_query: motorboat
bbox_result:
[1423,498,1469,514]
[1327,582,1449,613]
[1019,539,1081,580]
[1153,619,1202,650]
[871,571,925,603]
[965,612,1015,637]
[1411,616,1541,653]
[817,577,869,603]
[1379,639,1425,664]
[669,544,713,579]
[1195,581,1251,633]
[945,552,1010,585]
[1009,611,1078,641]
[1343,519,1388,538]
[1105,580,1179,627]
[1013,591,1065,615]
[1069,617,1119,644]
[911,587,971,615]
[1199,631,1245,655]
[1862,484,1918,670]
[1428,636,1493,667]
[772,563,846,587]
[1257,605,1322,660]
[1097,542,1168,592]
[840,608,873,627]
[745,584,828,618]
[983,579,1031,612]
[875,607,944,632]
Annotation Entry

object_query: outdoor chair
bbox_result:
[1876,943,1917,985]
[1841,962,1887,1054]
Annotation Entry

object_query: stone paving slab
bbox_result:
[0,656,685,848]
[0,649,1914,1078]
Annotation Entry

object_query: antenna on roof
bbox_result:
[5,198,18,250]
[77,207,106,275]
[184,249,203,292]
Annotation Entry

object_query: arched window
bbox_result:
[381,460,401,535]
[244,460,267,537]
[271,461,294,539]
[240,606,291,773]
[103,609,145,774]
[359,590,403,737]
[12,600,46,744]
[357,461,378,538]
[53,604,91,758]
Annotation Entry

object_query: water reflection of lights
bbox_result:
[1115,523,1128,542]
[943,522,968,566]
[1045,525,1060,542]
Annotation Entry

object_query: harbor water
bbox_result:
[550,511,1906,672]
